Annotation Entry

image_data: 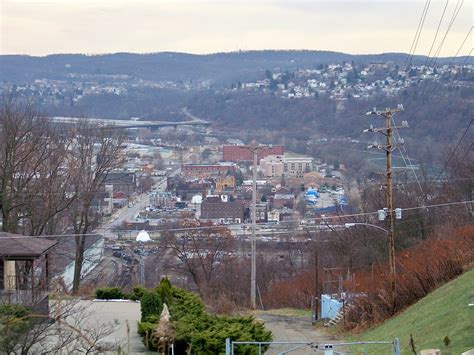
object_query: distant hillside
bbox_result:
[0,50,471,84]
[348,268,474,354]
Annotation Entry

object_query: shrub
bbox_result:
[129,286,147,301]
[156,278,173,305]
[344,235,473,330]
[95,287,125,300]
[0,304,33,354]
[137,280,272,353]
[140,291,163,322]
[0,304,30,318]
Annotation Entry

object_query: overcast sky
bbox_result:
[1,0,472,56]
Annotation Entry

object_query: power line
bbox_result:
[403,0,467,111]
[410,0,432,67]
[406,0,432,68]
[424,0,450,65]
[430,0,465,66]
[390,116,424,196]
[462,48,473,66]
[432,118,473,182]
[448,26,473,66]
[449,142,473,176]
[4,200,473,239]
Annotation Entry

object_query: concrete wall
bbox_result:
[60,238,104,291]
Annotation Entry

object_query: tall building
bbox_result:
[223,145,284,163]
[259,153,313,178]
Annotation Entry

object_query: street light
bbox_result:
[344,222,389,291]
[344,223,388,235]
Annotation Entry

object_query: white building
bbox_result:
[259,153,313,178]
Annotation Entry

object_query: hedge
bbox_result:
[138,278,273,354]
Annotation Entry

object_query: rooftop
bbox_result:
[0,232,58,259]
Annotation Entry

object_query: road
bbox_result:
[49,115,210,129]
[100,191,150,239]
[256,313,343,354]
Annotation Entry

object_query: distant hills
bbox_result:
[1,50,471,84]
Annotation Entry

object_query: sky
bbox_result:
[1,0,472,57]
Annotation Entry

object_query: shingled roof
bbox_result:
[201,200,244,219]
[0,232,58,258]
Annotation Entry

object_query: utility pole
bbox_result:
[250,141,259,309]
[314,249,319,322]
[365,105,407,310]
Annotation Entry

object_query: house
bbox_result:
[254,203,268,223]
[104,172,137,195]
[267,210,281,223]
[150,191,176,209]
[0,232,58,314]
[216,175,236,193]
[200,197,244,224]
[272,187,295,209]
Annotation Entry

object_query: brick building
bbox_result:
[223,145,284,163]
[182,163,236,177]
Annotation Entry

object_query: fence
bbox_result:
[225,338,400,355]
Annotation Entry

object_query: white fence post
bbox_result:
[393,338,400,355]
[324,344,334,355]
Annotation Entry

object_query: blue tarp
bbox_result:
[321,294,343,319]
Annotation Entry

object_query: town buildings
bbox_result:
[223,145,284,163]
[182,163,237,177]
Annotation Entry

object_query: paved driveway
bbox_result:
[73,300,148,354]
[256,313,343,354]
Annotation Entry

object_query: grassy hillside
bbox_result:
[347,268,474,354]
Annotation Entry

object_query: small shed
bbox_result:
[0,232,58,314]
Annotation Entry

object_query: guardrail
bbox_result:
[225,338,400,355]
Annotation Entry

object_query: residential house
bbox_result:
[104,172,137,195]
[272,187,295,209]
[150,191,176,209]
[0,232,58,314]
[200,197,245,224]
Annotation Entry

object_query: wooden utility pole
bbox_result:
[365,105,406,310]
[251,143,257,309]
[247,141,262,309]
[314,249,319,321]
[385,109,396,310]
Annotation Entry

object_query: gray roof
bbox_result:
[201,200,244,219]
[0,232,58,258]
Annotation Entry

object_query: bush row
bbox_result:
[137,278,273,354]
[94,286,146,301]
[344,232,474,330]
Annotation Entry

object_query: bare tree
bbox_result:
[0,298,117,354]
[0,96,56,234]
[162,221,235,295]
[69,121,124,294]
